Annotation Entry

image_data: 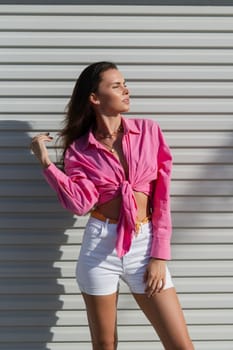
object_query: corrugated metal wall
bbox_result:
[0,4,233,350]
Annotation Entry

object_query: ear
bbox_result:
[89,93,100,106]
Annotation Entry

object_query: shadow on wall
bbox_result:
[0,120,76,349]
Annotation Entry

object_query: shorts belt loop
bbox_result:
[135,222,141,236]
[135,215,152,236]
[105,218,110,228]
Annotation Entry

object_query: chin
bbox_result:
[121,106,130,113]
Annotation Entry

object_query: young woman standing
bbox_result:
[31,61,194,350]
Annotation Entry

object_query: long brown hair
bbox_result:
[59,61,118,162]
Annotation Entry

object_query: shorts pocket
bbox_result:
[81,218,106,252]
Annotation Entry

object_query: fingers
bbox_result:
[144,259,167,297]
[30,132,53,150]
[145,276,165,297]
[31,132,53,144]
[30,132,53,167]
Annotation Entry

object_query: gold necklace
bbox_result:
[95,125,123,140]
[95,125,123,153]
[100,139,116,153]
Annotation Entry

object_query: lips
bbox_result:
[122,98,130,104]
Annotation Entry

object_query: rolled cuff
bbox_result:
[150,237,171,260]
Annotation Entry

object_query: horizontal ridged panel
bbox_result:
[1,15,233,31]
[1,48,233,65]
[172,180,233,195]
[0,4,233,349]
[1,32,233,48]
[1,5,233,14]
[172,197,233,212]
[2,65,233,80]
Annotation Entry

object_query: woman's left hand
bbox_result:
[144,258,166,297]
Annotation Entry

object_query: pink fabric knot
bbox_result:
[115,180,138,257]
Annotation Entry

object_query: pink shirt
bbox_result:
[43,117,173,260]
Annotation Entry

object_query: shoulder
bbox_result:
[64,135,87,164]
[127,117,158,126]
[67,131,89,153]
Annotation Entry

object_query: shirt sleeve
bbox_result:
[150,125,173,260]
[43,152,99,216]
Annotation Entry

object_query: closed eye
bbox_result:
[112,82,127,88]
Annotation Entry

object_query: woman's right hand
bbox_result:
[30,132,53,168]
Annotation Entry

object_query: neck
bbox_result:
[94,114,122,138]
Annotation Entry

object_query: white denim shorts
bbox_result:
[76,217,173,295]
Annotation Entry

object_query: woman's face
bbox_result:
[90,68,130,116]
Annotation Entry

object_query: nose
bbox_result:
[123,85,129,95]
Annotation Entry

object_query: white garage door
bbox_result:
[0,4,233,350]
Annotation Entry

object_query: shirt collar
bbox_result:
[121,116,141,135]
[79,116,140,151]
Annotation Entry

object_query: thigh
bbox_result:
[82,292,118,348]
[77,218,121,295]
[123,222,173,294]
[133,288,194,350]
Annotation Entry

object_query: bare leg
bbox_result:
[82,292,119,350]
[133,287,194,350]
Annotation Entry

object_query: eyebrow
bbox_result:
[111,80,126,85]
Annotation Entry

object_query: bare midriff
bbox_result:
[94,135,150,221]
[95,191,150,222]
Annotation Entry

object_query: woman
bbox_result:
[31,61,194,350]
